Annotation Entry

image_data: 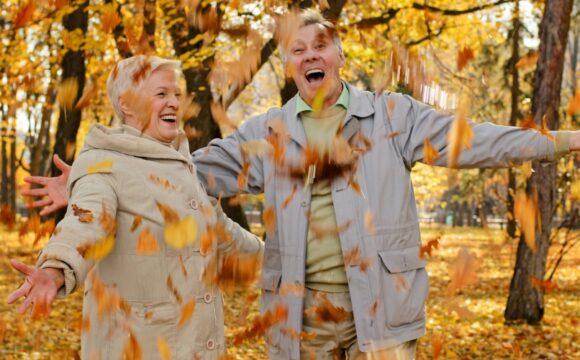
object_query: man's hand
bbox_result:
[6,259,64,320]
[21,154,70,216]
[570,131,580,152]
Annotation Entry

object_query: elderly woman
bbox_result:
[7,55,263,359]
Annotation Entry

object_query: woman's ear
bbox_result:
[118,95,130,117]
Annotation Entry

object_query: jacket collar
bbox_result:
[283,83,375,148]
[83,124,192,164]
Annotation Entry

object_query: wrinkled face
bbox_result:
[286,23,345,108]
[122,68,181,142]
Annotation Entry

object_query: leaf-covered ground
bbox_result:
[0,226,578,359]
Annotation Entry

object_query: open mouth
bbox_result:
[305,69,325,83]
[160,115,177,124]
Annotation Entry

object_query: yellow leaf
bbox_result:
[177,299,196,328]
[81,234,115,260]
[136,229,159,255]
[101,3,121,33]
[447,96,473,168]
[164,216,198,249]
[87,159,113,174]
[514,190,538,252]
[157,336,172,360]
[571,180,580,200]
[58,78,79,110]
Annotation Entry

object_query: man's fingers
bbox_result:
[23,176,49,186]
[9,259,35,276]
[21,187,49,197]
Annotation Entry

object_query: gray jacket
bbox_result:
[193,84,567,358]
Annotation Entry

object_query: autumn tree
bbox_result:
[505,0,574,324]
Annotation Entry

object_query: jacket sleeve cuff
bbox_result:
[553,131,572,157]
[37,259,76,298]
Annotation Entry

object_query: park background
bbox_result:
[0,0,579,358]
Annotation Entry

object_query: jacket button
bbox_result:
[203,293,213,303]
[189,199,199,210]
[301,200,308,207]
[206,339,215,350]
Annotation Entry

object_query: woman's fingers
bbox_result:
[21,187,49,197]
[6,285,29,304]
[9,259,35,276]
[53,154,71,174]
[23,176,49,186]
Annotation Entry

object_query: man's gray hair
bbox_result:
[279,9,343,63]
[107,55,181,121]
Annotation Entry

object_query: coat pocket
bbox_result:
[259,269,284,353]
[131,301,178,357]
[377,246,428,329]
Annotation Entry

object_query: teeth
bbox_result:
[161,115,176,121]
[306,69,324,76]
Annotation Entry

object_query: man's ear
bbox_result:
[338,51,346,68]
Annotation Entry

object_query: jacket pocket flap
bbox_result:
[378,246,426,273]
[260,269,282,291]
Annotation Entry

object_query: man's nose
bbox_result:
[303,48,320,62]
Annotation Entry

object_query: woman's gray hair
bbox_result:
[279,9,343,63]
[107,55,181,121]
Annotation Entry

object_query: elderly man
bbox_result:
[23,9,579,360]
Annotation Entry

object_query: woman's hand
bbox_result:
[21,154,70,216]
[6,259,64,320]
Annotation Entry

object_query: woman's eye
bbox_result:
[156,92,166,96]
[293,48,303,54]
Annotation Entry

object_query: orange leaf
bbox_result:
[136,228,159,255]
[419,236,441,258]
[31,298,49,321]
[130,215,142,232]
[447,247,479,295]
[72,204,93,223]
[529,276,558,292]
[431,334,444,360]
[515,51,538,69]
[423,138,440,165]
[457,47,474,71]
[75,80,98,110]
[157,336,172,360]
[149,175,178,191]
[364,210,376,235]
[280,283,305,298]
[349,178,364,197]
[567,90,580,116]
[177,299,196,328]
[123,331,142,360]
[156,201,180,223]
[514,189,538,253]
[282,184,298,209]
[447,96,473,168]
[263,207,276,235]
[14,1,35,29]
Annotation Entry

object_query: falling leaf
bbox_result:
[241,140,272,156]
[72,204,93,223]
[78,234,115,260]
[444,298,475,319]
[384,131,400,139]
[519,115,555,142]
[177,299,196,328]
[423,138,440,165]
[432,334,444,360]
[364,210,376,235]
[330,136,356,166]
[457,47,474,71]
[529,276,558,292]
[65,141,76,160]
[14,1,35,29]
[75,80,98,110]
[282,184,298,209]
[369,298,380,317]
[136,228,159,255]
[57,78,79,110]
[177,96,200,122]
[571,180,580,200]
[99,201,116,234]
[514,189,538,253]
[233,304,288,345]
[567,90,580,116]
[515,51,538,69]
[157,336,172,360]
[420,236,441,258]
[447,247,479,295]
[349,178,364,197]
[156,202,179,223]
[149,175,178,191]
[310,220,352,239]
[447,96,473,168]
[393,273,409,291]
[87,159,113,174]
[387,97,397,117]
[279,283,305,298]
[166,275,182,304]
[263,207,276,235]
[123,331,142,360]
[164,216,198,249]
[31,298,49,321]
[305,292,351,324]
[130,215,142,232]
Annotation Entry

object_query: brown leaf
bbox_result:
[72,204,94,223]
[177,299,196,328]
[447,96,473,168]
[457,47,475,71]
[419,236,441,258]
[305,292,351,324]
[136,228,159,255]
[14,1,35,29]
[31,298,49,321]
[447,247,479,295]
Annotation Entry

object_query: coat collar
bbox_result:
[282,83,375,148]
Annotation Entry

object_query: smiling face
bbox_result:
[121,67,182,143]
[286,23,345,109]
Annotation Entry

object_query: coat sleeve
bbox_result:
[36,172,118,298]
[192,114,269,197]
[385,93,572,169]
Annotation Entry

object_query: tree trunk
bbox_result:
[505,0,573,324]
[51,0,88,220]
[0,116,7,206]
[30,81,56,177]
[506,0,521,239]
